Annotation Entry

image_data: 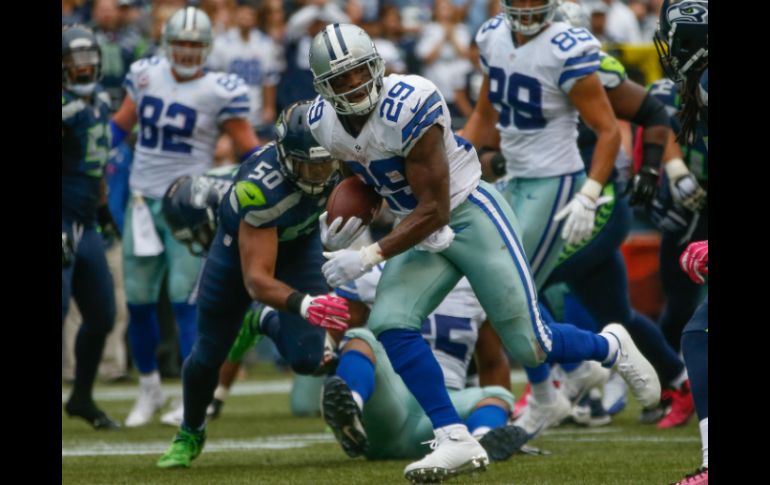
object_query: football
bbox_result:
[326,176,383,226]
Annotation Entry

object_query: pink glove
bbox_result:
[679,240,708,284]
[301,294,350,331]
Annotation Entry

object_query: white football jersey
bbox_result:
[337,266,486,390]
[124,56,250,199]
[475,17,601,179]
[208,28,281,128]
[308,74,481,218]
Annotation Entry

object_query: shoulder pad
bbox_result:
[597,52,627,89]
[212,72,250,99]
[380,75,445,153]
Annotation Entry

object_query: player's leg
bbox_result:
[209,302,269,419]
[122,199,167,427]
[458,183,661,419]
[161,203,204,426]
[98,239,129,381]
[65,225,120,430]
[368,251,488,480]
[157,227,252,469]
[327,328,434,461]
[322,331,376,457]
[675,298,708,481]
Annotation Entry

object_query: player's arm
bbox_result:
[569,73,619,188]
[240,221,349,329]
[607,79,670,206]
[377,125,451,259]
[223,117,262,160]
[460,75,500,150]
[110,95,138,148]
[474,320,512,391]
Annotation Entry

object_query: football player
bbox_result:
[62,24,120,430]
[109,6,261,428]
[460,0,627,437]
[156,100,348,469]
[307,23,660,482]
[324,266,529,463]
[654,1,708,482]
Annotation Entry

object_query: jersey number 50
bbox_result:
[138,95,197,154]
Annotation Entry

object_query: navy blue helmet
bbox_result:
[62,24,102,97]
[275,100,342,196]
[162,172,233,255]
[654,0,708,83]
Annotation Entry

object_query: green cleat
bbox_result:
[156,426,207,469]
[227,304,266,362]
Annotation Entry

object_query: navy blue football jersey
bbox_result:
[219,144,333,242]
[648,78,708,181]
[62,87,112,223]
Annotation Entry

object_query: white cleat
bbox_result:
[601,323,661,409]
[513,391,571,439]
[160,400,184,427]
[562,361,611,404]
[404,424,489,483]
[124,381,164,428]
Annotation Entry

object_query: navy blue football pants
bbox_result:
[62,220,116,401]
[182,226,328,430]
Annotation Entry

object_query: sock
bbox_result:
[139,370,161,389]
[547,323,612,364]
[524,363,550,384]
[598,332,620,367]
[172,302,197,361]
[670,368,688,390]
[213,384,229,402]
[466,405,509,438]
[682,330,708,419]
[127,303,160,374]
[70,326,109,404]
[336,350,376,406]
[181,356,219,431]
[379,329,461,428]
[531,377,557,404]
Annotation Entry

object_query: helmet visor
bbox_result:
[64,49,100,85]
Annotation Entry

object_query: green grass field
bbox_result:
[62,366,701,485]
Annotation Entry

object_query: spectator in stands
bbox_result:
[415,0,473,118]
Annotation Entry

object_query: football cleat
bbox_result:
[602,370,628,415]
[601,324,661,408]
[513,391,571,439]
[65,399,121,430]
[657,381,696,429]
[125,379,165,427]
[404,424,489,484]
[669,467,708,485]
[160,400,184,427]
[478,424,529,462]
[321,376,368,457]
[157,426,207,469]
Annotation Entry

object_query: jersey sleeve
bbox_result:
[387,75,448,156]
[61,91,86,127]
[596,52,627,90]
[123,56,159,100]
[213,73,252,125]
[548,25,601,94]
[475,15,505,76]
[228,149,301,228]
[307,96,338,155]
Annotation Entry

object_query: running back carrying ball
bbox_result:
[319,176,383,251]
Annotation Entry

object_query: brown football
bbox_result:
[326,176,383,226]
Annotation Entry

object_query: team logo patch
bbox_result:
[235,181,267,208]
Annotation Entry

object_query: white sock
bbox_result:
[470,426,491,439]
[351,391,364,412]
[599,333,620,365]
[213,385,229,402]
[532,377,557,404]
[670,368,688,390]
[434,423,468,438]
[699,418,708,468]
[139,370,161,389]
